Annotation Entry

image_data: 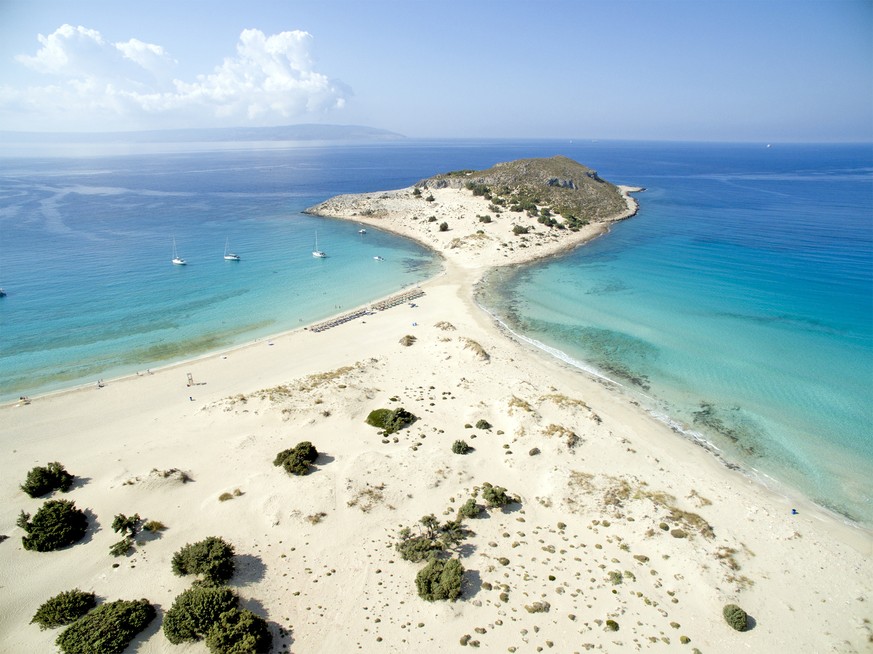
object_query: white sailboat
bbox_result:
[312,232,326,258]
[172,237,186,265]
[223,238,241,261]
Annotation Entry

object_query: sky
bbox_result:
[0,0,870,142]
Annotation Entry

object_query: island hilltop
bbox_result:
[2,157,870,653]
[307,155,641,271]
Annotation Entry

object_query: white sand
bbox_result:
[2,185,871,653]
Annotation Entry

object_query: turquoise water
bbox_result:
[1,140,870,523]
[0,148,443,399]
[478,142,873,523]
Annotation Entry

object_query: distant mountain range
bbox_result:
[0,124,405,144]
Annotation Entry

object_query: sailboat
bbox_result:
[172,237,186,265]
[223,238,241,261]
[312,232,326,258]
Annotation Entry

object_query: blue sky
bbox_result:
[0,0,870,141]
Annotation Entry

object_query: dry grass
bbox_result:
[462,338,490,361]
[399,335,417,347]
[507,395,534,414]
[306,512,328,525]
[346,482,388,513]
[543,423,581,449]
[540,393,589,410]
[434,321,456,331]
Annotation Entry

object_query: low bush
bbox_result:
[451,440,471,455]
[31,589,96,630]
[273,441,319,476]
[456,498,481,519]
[205,607,273,654]
[439,221,448,232]
[109,537,133,557]
[512,225,529,235]
[365,407,417,434]
[171,536,235,585]
[416,557,464,601]
[111,513,141,537]
[18,499,88,552]
[56,598,155,654]
[722,603,748,631]
[397,534,443,562]
[482,483,512,508]
[162,585,238,644]
[474,419,492,430]
[21,462,74,498]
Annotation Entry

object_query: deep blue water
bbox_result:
[1,139,871,522]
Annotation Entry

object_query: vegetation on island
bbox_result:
[723,603,749,631]
[451,440,472,454]
[164,537,273,652]
[31,589,97,630]
[171,536,236,586]
[273,440,319,476]
[425,155,627,231]
[20,461,75,498]
[395,482,520,602]
[55,599,155,654]
[18,499,88,552]
[365,407,417,434]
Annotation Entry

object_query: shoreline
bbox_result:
[2,183,871,653]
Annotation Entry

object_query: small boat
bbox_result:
[358,228,367,234]
[0,288,6,297]
[172,237,186,265]
[312,232,326,258]
[223,238,241,261]
[373,256,384,261]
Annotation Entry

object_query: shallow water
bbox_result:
[1,139,870,523]
[478,142,873,523]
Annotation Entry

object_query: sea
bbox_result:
[1,139,871,525]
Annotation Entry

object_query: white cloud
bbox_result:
[2,25,349,131]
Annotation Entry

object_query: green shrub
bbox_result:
[416,558,464,601]
[365,407,417,434]
[605,619,619,631]
[20,462,74,498]
[474,419,492,430]
[31,589,96,630]
[482,483,511,508]
[439,221,448,232]
[111,513,141,537]
[457,498,481,520]
[512,225,529,235]
[205,607,273,654]
[722,603,748,631]
[396,525,444,562]
[56,598,155,654]
[162,586,239,644]
[109,537,133,557]
[143,520,166,532]
[273,441,319,476]
[18,499,88,552]
[451,440,471,455]
[171,536,235,585]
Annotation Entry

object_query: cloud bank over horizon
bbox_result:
[2,25,349,132]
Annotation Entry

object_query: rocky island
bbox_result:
[307,155,642,270]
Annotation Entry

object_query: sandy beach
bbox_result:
[2,183,871,653]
